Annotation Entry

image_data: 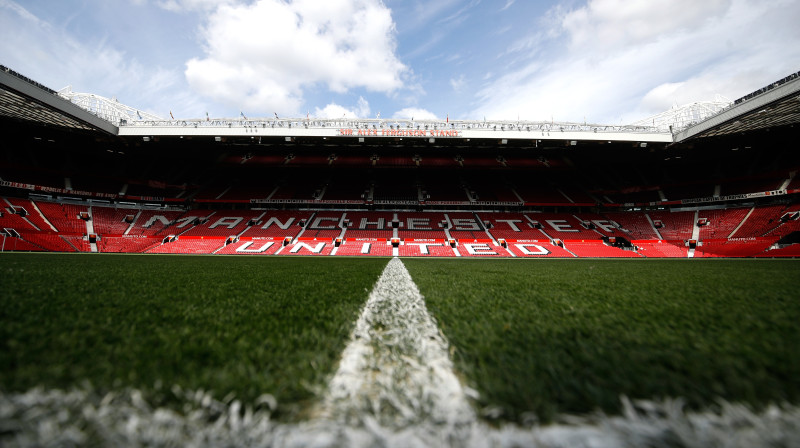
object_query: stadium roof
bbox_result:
[674,70,800,142]
[116,118,672,144]
[0,65,117,135]
[2,65,799,146]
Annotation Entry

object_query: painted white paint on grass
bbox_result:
[4,387,800,447]
[309,256,477,433]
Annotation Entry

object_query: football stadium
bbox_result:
[1,63,799,446]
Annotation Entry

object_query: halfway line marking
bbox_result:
[315,257,477,431]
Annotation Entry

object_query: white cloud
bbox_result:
[0,0,207,119]
[392,107,438,120]
[155,0,239,12]
[450,74,466,92]
[500,0,515,11]
[472,0,800,124]
[314,96,371,118]
[185,0,407,116]
[562,0,730,51]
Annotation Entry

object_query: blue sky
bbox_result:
[1,0,798,124]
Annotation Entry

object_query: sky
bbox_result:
[1,0,798,124]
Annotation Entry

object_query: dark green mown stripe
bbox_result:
[403,258,800,423]
[0,253,387,419]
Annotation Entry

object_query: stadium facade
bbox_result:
[1,65,799,257]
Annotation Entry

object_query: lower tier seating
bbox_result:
[3,199,797,257]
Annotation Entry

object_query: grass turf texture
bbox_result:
[403,258,800,424]
[0,253,387,420]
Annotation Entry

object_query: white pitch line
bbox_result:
[313,257,477,431]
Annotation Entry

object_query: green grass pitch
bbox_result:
[0,253,387,420]
[1,253,798,424]
[404,258,800,422]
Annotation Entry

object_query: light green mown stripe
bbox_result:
[403,258,800,423]
[0,253,387,420]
